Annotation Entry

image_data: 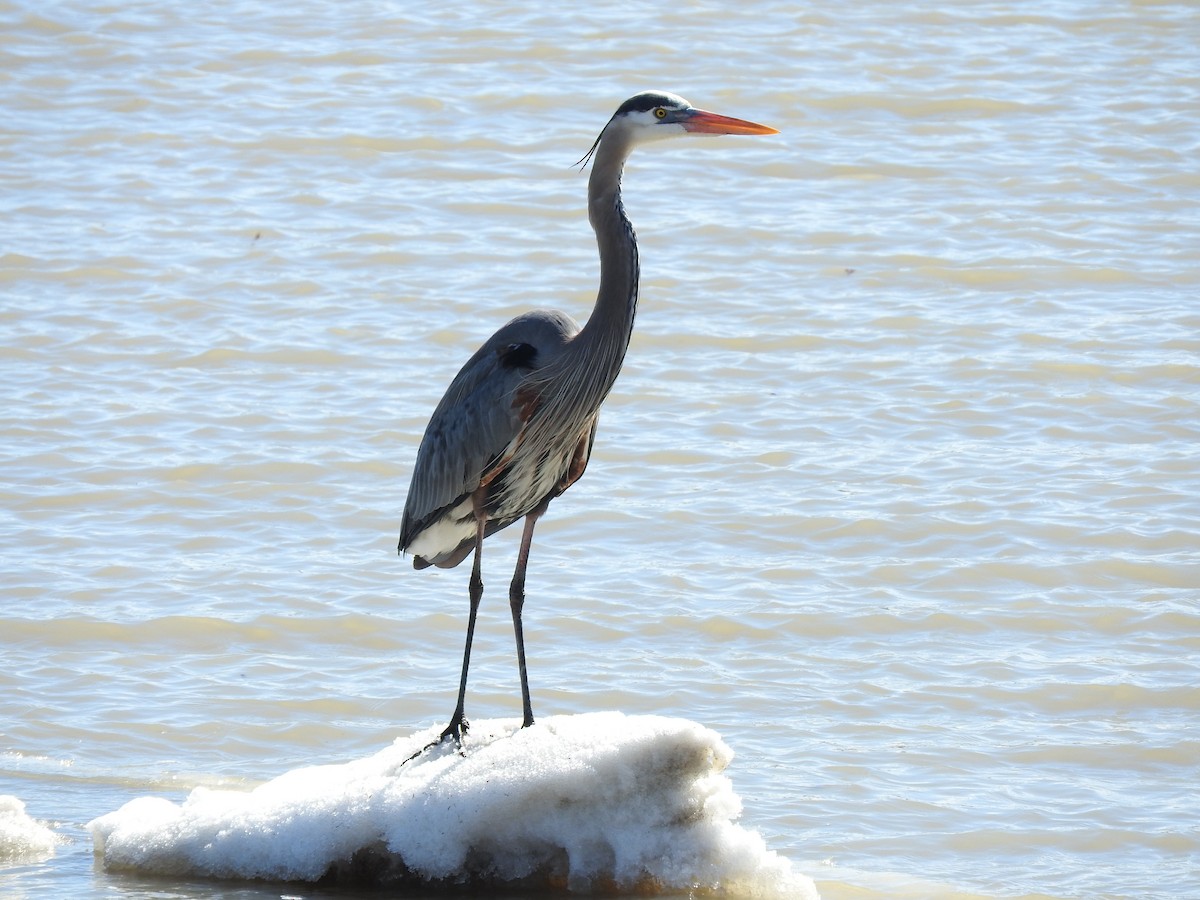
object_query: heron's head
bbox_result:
[579,90,778,167]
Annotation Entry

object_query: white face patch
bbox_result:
[629,110,690,142]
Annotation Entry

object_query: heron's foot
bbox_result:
[439,714,469,747]
[401,715,469,766]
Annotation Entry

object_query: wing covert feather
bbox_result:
[399,310,578,550]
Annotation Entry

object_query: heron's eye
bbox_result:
[654,107,667,120]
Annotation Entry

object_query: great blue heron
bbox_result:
[398,91,777,744]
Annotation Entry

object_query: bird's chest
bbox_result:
[487,428,584,518]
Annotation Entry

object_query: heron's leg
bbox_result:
[509,500,548,729]
[441,513,487,745]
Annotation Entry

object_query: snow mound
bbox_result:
[89,712,817,897]
[0,795,59,863]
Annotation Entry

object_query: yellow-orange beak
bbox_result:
[681,108,779,136]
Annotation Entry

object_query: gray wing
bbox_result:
[399,309,578,558]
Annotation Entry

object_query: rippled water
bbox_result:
[2,1,1198,897]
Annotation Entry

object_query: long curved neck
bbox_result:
[576,130,639,373]
[494,127,640,500]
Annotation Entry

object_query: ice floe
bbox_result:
[0,795,59,863]
[89,712,817,897]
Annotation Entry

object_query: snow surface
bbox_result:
[89,712,818,897]
[0,795,59,862]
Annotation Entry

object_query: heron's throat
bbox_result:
[580,143,639,373]
[488,145,639,516]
